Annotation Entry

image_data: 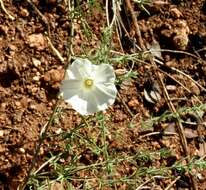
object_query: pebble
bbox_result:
[15,101,21,108]
[166,85,177,91]
[55,128,62,134]
[115,69,127,76]
[43,69,64,82]
[128,98,139,108]
[19,147,25,154]
[170,7,183,18]
[0,25,8,35]
[33,76,40,82]
[19,7,29,17]
[189,82,200,95]
[27,33,47,50]
[0,130,4,138]
[29,104,37,110]
[32,58,41,67]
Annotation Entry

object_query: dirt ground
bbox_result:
[0,0,206,189]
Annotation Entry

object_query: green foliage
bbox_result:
[141,104,206,129]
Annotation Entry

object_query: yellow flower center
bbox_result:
[84,79,94,88]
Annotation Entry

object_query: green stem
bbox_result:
[18,99,60,190]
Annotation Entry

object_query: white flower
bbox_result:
[60,58,117,115]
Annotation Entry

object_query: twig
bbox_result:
[106,0,117,28]
[135,178,152,190]
[66,0,74,68]
[135,176,168,190]
[165,176,181,190]
[125,0,145,50]
[0,0,15,20]
[117,92,134,117]
[80,115,90,128]
[18,100,60,190]
[46,36,65,63]
[33,154,61,175]
[157,66,198,190]
[26,0,51,37]
[154,57,206,92]
[140,131,177,138]
[157,68,202,104]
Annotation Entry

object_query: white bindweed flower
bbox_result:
[60,58,117,115]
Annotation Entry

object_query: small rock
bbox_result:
[115,69,127,76]
[8,44,17,56]
[15,101,21,108]
[27,33,47,50]
[50,182,65,190]
[184,128,198,139]
[33,76,40,81]
[55,128,62,134]
[128,98,139,109]
[43,69,64,82]
[0,145,5,153]
[165,122,176,133]
[170,7,183,18]
[20,97,28,108]
[0,130,4,138]
[29,104,37,110]
[189,82,200,95]
[0,25,8,35]
[19,147,25,154]
[166,85,177,91]
[31,87,38,94]
[32,58,41,67]
[173,20,190,50]
[19,7,29,17]
[40,147,44,155]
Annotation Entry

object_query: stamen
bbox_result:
[84,79,93,88]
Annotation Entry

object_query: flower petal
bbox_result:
[67,94,88,115]
[60,79,82,99]
[70,58,96,79]
[94,64,116,83]
[93,83,117,110]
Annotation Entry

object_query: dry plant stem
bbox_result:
[158,68,202,104]
[124,1,198,189]
[116,9,132,40]
[46,36,65,63]
[0,0,15,20]
[148,49,200,60]
[159,73,188,155]
[106,0,117,28]
[80,115,90,128]
[135,176,168,190]
[135,178,153,190]
[66,0,74,68]
[154,58,206,92]
[33,154,60,175]
[157,70,198,190]
[140,131,177,138]
[26,0,51,37]
[115,22,124,52]
[125,0,145,50]
[18,100,60,190]
[165,176,181,190]
[171,66,206,92]
[117,92,134,117]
